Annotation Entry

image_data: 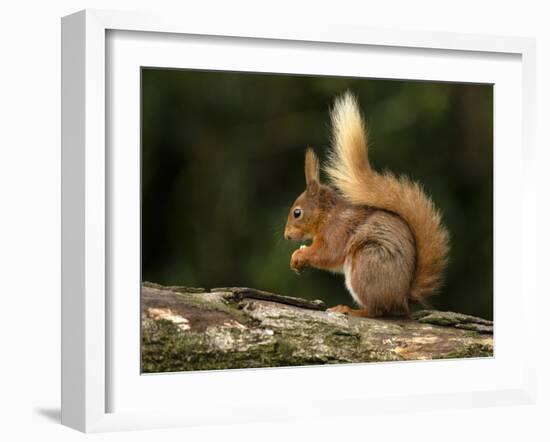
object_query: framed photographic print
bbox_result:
[61,9,537,432]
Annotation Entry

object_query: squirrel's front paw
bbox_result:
[290,249,308,274]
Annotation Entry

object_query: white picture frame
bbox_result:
[61,9,537,433]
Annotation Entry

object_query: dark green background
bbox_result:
[141,68,493,320]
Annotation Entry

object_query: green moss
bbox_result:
[142,318,280,372]
[440,343,493,359]
[142,313,384,372]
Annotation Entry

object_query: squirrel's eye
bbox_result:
[293,208,302,219]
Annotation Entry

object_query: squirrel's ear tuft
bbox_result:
[304,148,320,190]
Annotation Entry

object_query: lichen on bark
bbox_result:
[141,282,493,373]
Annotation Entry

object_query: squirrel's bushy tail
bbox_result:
[325,92,450,302]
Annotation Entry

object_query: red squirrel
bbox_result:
[284,92,450,317]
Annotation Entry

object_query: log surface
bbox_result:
[141,282,493,373]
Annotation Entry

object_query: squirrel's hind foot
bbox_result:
[327,305,370,318]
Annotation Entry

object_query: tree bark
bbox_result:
[141,281,493,373]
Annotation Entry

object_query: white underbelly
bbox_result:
[343,259,361,306]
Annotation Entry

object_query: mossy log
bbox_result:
[141,282,493,373]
